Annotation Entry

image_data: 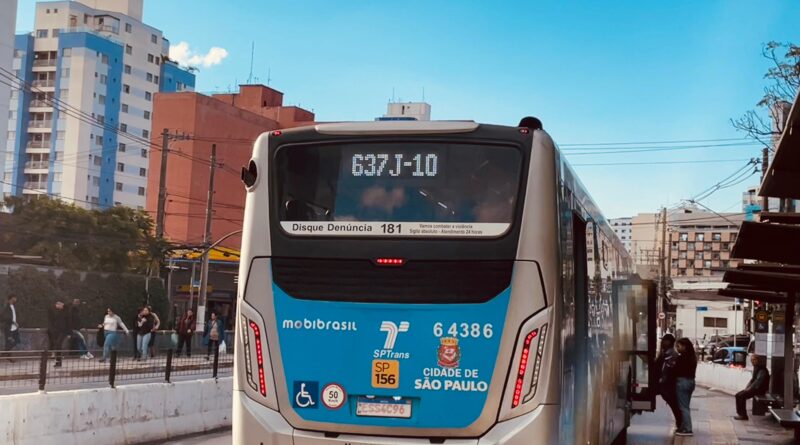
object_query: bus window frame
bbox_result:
[614,276,657,413]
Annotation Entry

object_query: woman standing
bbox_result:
[136,307,155,361]
[97,308,129,363]
[203,312,224,360]
[674,337,698,436]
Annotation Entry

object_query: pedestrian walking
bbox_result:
[147,306,160,358]
[655,333,682,429]
[733,354,770,420]
[68,298,93,359]
[98,308,130,363]
[47,301,70,368]
[203,311,224,361]
[136,307,155,361]
[176,309,195,357]
[674,337,698,436]
[0,295,20,359]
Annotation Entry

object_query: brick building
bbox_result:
[667,212,745,278]
[146,84,314,248]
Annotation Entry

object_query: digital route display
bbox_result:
[349,152,439,178]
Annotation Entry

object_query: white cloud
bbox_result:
[169,42,229,68]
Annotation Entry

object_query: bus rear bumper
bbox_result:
[234,392,560,445]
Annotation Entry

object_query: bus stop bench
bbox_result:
[768,408,800,441]
[754,394,783,416]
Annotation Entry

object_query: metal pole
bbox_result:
[189,261,197,309]
[155,128,170,239]
[784,291,795,408]
[197,144,217,331]
[167,258,174,307]
[38,350,48,391]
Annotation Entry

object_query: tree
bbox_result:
[732,42,800,147]
[0,197,170,273]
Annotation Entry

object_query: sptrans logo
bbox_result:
[375,321,410,359]
[282,318,358,332]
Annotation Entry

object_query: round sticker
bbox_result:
[322,383,346,409]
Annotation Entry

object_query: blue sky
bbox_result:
[15,1,800,218]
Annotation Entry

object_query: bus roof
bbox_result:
[314,120,479,135]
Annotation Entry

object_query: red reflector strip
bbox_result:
[272,130,282,136]
[249,320,267,396]
[512,329,538,408]
[376,258,405,266]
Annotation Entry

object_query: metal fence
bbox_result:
[0,346,232,392]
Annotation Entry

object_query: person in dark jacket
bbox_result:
[674,337,698,436]
[655,333,682,428]
[176,309,195,357]
[203,311,224,360]
[68,298,92,359]
[0,295,20,358]
[734,354,770,420]
[135,307,155,361]
[131,307,142,359]
[47,301,70,367]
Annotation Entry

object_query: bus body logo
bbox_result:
[437,337,461,368]
[380,321,410,349]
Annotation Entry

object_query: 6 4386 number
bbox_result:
[433,322,493,339]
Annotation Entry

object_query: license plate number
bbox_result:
[356,399,412,418]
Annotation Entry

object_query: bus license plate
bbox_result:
[356,398,412,418]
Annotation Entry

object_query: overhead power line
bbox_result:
[571,158,755,166]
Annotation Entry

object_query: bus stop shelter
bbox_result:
[716,91,800,410]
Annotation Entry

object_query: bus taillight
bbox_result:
[375,258,406,266]
[249,320,267,397]
[512,329,538,408]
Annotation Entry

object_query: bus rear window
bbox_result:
[274,142,522,238]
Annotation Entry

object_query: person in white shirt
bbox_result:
[1,295,20,356]
[97,307,129,363]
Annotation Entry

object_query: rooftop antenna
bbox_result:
[391,87,395,103]
[266,67,272,86]
[247,41,255,84]
[422,87,425,102]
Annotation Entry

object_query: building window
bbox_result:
[117,162,124,172]
[703,317,728,328]
[123,84,130,94]
[101,54,109,64]
[93,156,102,166]
[145,92,152,101]
[722,242,730,251]
[100,74,108,85]
[704,260,712,268]
[678,268,686,276]
[141,148,147,158]
[696,252,704,260]
[57,131,65,140]
[92,176,100,186]
[147,54,154,63]
[679,232,688,241]
[731,233,737,242]
[125,45,132,55]
[119,123,127,132]
[125,23,132,33]
[95,135,103,145]
[143,110,150,120]
[121,103,128,113]
[119,142,126,152]
[142,129,149,138]
[62,68,70,78]
[671,241,678,249]
[115,182,123,191]
[97,115,105,124]
[151,34,158,44]
[704,243,712,251]
[679,251,687,259]
[139,167,146,177]
[37,29,48,38]
[154,75,159,84]
[687,243,694,251]
[52,29,60,37]
[712,252,721,260]
[62,48,72,58]
[124,64,131,74]
[712,232,722,241]
[146,73,153,82]
[98,95,106,105]
[138,186,145,196]
[696,233,705,242]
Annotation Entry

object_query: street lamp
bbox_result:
[195,229,242,331]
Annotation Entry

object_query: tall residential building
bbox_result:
[2,0,195,210]
[0,1,18,189]
[609,217,632,252]
[376,101,431,121]
[667,212,744,278]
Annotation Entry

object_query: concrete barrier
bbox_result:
[696,362,752,395]
[0,377,232,445]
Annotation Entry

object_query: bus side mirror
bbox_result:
[242,160,258,188]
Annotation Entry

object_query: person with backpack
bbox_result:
[733,354,770,420]
[98,307,129,363]
[176,309,195,357]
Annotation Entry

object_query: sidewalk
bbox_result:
[630,386,795,444]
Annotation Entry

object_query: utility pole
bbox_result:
[760,147,769,212]
[155,128,170,240]
[659,207,668,333]
[196,143,217,330]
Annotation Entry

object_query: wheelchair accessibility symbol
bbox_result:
[293,381,319,409]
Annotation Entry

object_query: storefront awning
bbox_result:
[760,91,800,199]
[730,221,800,265]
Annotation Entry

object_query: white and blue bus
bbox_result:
[233,120,657,445]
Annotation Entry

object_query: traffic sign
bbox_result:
[755,310,769,323]
[658,312,666,320]
[696,306,708,312]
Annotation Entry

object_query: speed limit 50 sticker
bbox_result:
[322,383,346,409]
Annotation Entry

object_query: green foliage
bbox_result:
[0,197,170,273]
[0,266,169,329]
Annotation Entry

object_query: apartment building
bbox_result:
[667,212,745,278]
[609,216,632,252]
[2,0,195,209]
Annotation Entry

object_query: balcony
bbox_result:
[25,161,49,169]
[32,59,57,67]
[29,99,53,108]
[31,79,54,88]
[24,181,47,190]
[26,141,51,149]
[28,120,52,129]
